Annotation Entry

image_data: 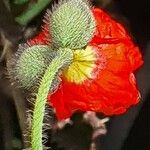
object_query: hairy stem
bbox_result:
[16,0,52,25]
[31,48,73,150]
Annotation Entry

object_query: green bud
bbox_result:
[14,45,50,89]
[49,0,95,49]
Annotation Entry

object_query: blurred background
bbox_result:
[0,0,150,150]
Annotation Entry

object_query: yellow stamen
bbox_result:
[63,46,97,84]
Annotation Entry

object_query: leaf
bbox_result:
[14,0,29,5]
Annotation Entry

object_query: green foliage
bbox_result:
[49,0,95,49]
[14,0,29,5]
[15,45,50,89]
[16,0,52,25]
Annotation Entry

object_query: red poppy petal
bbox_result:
[91,8,130,40]
[50,71,139,120]
[97,42,143,74]
[90,7,143,71]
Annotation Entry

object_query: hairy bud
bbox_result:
[11,45,51,89]
[47,0,96,49]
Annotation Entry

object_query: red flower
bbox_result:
[32,8,143,120]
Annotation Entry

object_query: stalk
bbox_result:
[31,48,73,150]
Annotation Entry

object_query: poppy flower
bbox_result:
[31,8,143,120]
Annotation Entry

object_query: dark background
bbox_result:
[0,0,150,150]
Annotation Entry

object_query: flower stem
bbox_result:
[31,48,73,150]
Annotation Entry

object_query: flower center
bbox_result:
[63,46,98,84]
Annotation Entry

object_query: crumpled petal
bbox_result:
[91,8,130,40]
